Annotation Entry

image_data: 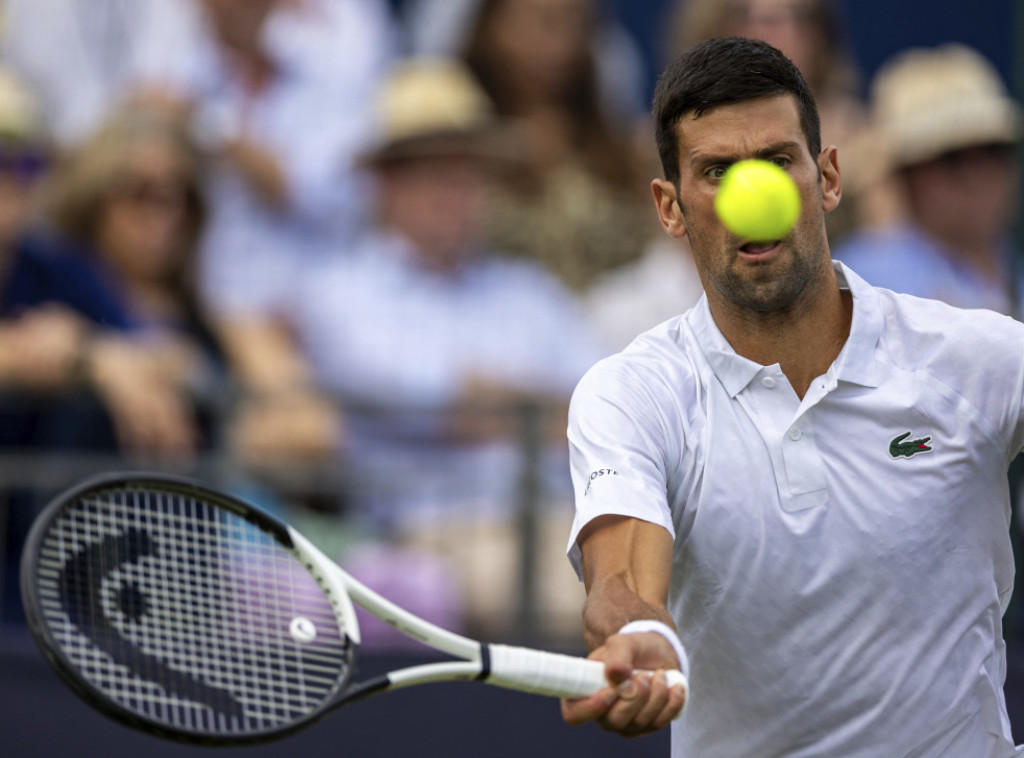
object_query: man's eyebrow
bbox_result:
[690,142,802,169]
[753,141,802,159]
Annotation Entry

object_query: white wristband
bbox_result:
[617,619,690,683]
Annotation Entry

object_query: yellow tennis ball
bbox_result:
[714,159,801,241]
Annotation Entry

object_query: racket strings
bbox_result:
[33,486,353,737]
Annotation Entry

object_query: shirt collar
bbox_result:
[831,261,882,388]
[686,260,882,397]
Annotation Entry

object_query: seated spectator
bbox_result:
[178,0,396,318]
[458,0,653,294]
[0,71,164,452]
[834,44,1022,317]
[39,104,343,483]
[292,59,610,640]
[35,105,226,458]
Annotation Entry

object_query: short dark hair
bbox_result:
[652,37,822,187]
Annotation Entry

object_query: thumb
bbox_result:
[598,633,647,687]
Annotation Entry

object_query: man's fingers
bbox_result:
[652,679,688,730]
[560,687,617,726]
[631,670,687,731]
[599,672,652,733]
[630,670,672,729]
[560,632,687,734]
[594,670,687,736]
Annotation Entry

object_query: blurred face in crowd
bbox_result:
[0,144,47,250]
[902,144,1019,251]
[376,148,490,272]
[97,138,192,286]
[723,0,823,86]
[200,0,277,53]
[481,0,592,101]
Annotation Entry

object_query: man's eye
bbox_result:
[708,166,727,179]
[769,156,791,169]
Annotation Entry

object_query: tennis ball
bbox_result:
[714,160,801,241]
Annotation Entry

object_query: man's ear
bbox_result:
[652,179,687,238]
[819,146,841,213]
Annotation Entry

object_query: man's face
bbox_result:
[653,94,840,316]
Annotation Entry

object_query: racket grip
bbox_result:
[487,644,688,700]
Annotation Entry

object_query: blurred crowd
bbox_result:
[0,0,1019,642]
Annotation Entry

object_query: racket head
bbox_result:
[20,472,359,745]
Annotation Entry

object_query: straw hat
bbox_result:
[871,43,1021,169]
[0,67,43,142]
[358,58,503,166]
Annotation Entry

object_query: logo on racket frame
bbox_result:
[57,527,244,719]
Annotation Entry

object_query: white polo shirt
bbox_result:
[567,263,1024,757]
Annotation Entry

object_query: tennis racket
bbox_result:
[20,472,687,745]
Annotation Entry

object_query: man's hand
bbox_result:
[561,630,687,736]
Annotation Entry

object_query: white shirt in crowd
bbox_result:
[583,236,704,352]
[1,0,198,145]
[294,230,610,528]
[568,262,1024,757]
[184,0,396,317]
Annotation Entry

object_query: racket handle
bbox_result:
[487,644,688,700]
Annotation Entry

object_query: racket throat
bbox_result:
[474,643,492,682]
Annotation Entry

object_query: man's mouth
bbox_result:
[739,241,781,257]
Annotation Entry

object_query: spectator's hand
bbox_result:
[125,84,195,125]
[448,376,526,441]
[0,306,89,391]
[84,336,199,459]
[561,631,686,737]
[230,389,342,468]
[222,136,289,209]
[450,375,569,444]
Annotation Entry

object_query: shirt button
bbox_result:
[761,376,776,388]
[788,427,803,441]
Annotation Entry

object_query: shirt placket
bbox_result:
[744,366,833,512]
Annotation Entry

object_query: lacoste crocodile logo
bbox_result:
[889,431,933,459]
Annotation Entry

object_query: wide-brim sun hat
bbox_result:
[0,67,44,142]
[357,58,511,166]
[871,43,1022,169]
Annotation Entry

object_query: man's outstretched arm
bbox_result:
[561,515,687,735]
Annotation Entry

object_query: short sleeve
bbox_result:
[1009,325,1024,458]
[565,359,676,578]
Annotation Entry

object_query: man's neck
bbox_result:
[710,265,853,399]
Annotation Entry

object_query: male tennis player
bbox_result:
[561,36,1024,756]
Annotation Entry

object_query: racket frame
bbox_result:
[21,472,680,746]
